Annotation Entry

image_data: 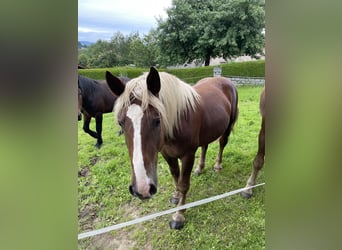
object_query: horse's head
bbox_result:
[78,80,82,121]
[106,68,164,199]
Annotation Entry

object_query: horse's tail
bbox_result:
[228,84,239,132]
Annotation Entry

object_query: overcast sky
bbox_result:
[78,0,172,42]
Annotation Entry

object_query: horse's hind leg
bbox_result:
[194,145,208,175]
[83,115,98,139]
[94,113,103,148]
[241,119,265,198]
[214,129,232,171]
[241,151,264,198]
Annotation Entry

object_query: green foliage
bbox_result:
[129,29,160,67]
[78,86,265,249]
[165,60,264,83]
[78,31,162,69]
[78,60,265,84]
[78,53,89,67]
[78,32,141,68]
[222,60,265,77]
[78,40,118,68]
[157,0,265,66]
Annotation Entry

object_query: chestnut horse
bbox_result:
[241,88,265,198]
[105,67,238,229]
[78,75,130,148]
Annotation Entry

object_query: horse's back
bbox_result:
[194,77,236,98]
[79,76,116,115]
[194,77,238,145]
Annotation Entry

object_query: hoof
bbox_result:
[240,191,252,199]
[95,143,102,149]
[194,169,201,176]
[170,197,179,205]
[169,220,184,230]
[214,164,222,172]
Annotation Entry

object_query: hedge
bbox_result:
[78,60,264,85]
[78,66,146,80]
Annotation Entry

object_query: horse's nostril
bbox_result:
[149,184,157,196]
[129,184,156,199]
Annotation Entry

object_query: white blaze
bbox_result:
[126,104,150,195]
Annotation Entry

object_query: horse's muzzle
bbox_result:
[129,184,157,200]
[78,112,82,121]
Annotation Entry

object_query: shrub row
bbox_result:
[78,60,265,85]
[78,66,146,80]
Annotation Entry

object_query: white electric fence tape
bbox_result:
[78,182,265,240]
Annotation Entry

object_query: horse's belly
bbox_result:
[199,106,230,145]
[200,120,229,145]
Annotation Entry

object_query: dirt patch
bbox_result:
[78,166,90,177]
[79,232,137,250]
[78,202,153,249]
[121,202,142,219]
[78,204,99,232]
[89,156,100,166]
[78,155,100,177]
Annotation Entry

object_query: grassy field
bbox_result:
[78,85,265,249]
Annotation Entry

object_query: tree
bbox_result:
[82,40,118,68]
[78,53,89,67]
[129,29,160,67]
[157,0,265,66]
[77,32,137,68]
[109,32,138,66]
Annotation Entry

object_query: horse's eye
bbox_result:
[153,118,160,127]
[118,120,125,136]
[118,119,124,127]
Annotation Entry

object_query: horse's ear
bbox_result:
[105,71,125,96]
[146,67,160,96]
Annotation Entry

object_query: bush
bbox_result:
[78,60,265,85]
[222,60,265,77]
[78,67,147,80]
[168,60,265,84]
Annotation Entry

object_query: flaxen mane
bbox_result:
[114,72,200,138]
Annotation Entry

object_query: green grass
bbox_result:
[78,85,265,249]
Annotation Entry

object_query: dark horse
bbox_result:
[105,67,238,229]
[78,75,130,148]
[241,88,265,198]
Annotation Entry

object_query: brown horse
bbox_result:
[105,67,238,229]
[241,88,265,198]
[78,75,130,148]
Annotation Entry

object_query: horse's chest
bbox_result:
[161,135,198,158]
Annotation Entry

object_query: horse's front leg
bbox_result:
[94,113,103,148]
[170,152,195,230]
[161,153,181,204]
[83,115,98,139]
